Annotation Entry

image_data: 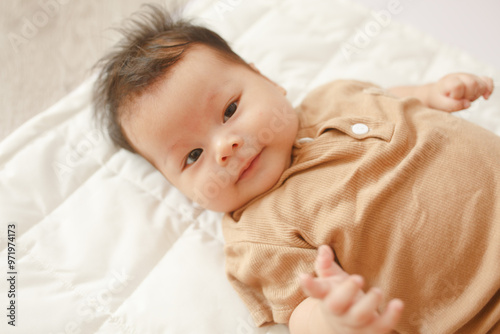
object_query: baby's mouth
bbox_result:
[237,151,262,182]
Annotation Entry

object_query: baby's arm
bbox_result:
[289,245,403,334]
[388,73,494,112]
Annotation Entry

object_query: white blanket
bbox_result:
[1,0,499,333]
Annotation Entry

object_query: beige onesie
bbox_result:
[222,80,500,333]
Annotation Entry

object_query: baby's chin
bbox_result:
[192,157,289,212]
[196,190,262,213]
[202,198,250,214]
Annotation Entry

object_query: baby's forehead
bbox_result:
[123,45,251,128]
[145,46,237,93]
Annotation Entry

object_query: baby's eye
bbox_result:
[223,102,238,123]
[185,148,203,166]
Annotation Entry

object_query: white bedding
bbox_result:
[1,0,499,333]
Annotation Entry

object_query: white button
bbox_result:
[297,137,314,144]
[351,123,369,135]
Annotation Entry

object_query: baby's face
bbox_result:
[123,45,298,212]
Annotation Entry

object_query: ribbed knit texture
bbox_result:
[222,80,500,333]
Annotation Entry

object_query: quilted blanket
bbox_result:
[1,0,499,333]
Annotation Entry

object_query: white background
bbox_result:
[354,0,500,71]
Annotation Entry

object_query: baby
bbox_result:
[93,5,500,334]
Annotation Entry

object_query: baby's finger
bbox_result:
[456,74,485,101]
[347,287,383,326]
[373,298,404,333]
[441,75,465,100]
[324,275,364,315]
[315,245,333,277]
[431,93,468,112]
[315,245,347,279]
[480,76,494,99]
[299,274,330,299]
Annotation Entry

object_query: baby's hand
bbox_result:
[426,73,494,112]
[300,245,403,334]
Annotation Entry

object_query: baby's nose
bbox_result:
[216,135,243,166]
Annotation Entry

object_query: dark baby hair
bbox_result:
[92,4,247,152]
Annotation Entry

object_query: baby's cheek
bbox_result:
[188,178,226,211]
[226,159,241,178]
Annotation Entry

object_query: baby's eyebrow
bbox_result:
[206,89,221,105]
[205,79,232,106]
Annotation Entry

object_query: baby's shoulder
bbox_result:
[301,79,381,103]
[296,80,386,125]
